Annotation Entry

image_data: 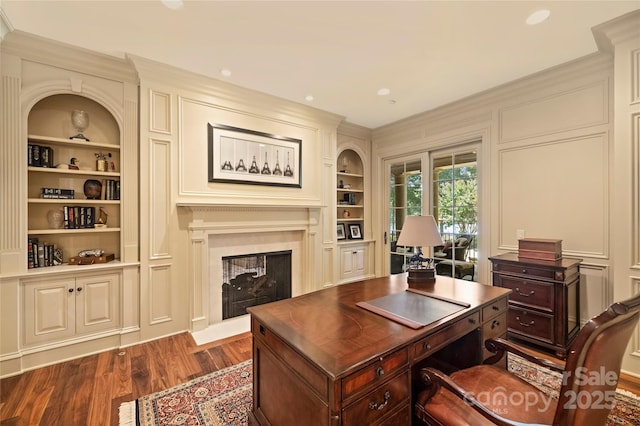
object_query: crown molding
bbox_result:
[128,54,344,130]
[593,9,640,53]
[1,30,138,84]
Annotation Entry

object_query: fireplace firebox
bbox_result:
[222,250,292,320]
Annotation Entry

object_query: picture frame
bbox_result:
[348,224,362,240]
[337,223,346,240]
[208,123,302,187]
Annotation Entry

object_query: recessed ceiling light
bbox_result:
[161,0,184,10]
[220,69,232,77]
[377,88,391,96]
[526,9,550,25]
[305,95,314,102]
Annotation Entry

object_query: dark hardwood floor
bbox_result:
[1,331,639,425]
[0,332,252,426]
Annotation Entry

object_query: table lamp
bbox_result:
[396,215,444,287]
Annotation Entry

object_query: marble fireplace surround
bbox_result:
[186,206,311,345]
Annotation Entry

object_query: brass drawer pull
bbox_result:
[516,316,535,327]
[368,391,391,411]
[515,287,535,297]
[423,342,431,351]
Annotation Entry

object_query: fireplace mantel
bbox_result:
[186,204,318,344]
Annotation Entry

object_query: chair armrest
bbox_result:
[417,367,550,426]
[483,337,565,373]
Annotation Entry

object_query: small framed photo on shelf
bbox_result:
[337,223,346,240]
[348,224,362,240]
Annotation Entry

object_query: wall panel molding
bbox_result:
[149,138,171,259]
[499,81,608,143]
[498,134,609,255]
[150,90,171,134]
[633,112,640,268]
[148,264,172,325]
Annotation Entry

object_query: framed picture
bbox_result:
[208,123,302,187]
[348,224,362,240]
[337,223,346,240]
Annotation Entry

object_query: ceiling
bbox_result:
[1,1,638,129]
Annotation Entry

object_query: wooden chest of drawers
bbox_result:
[489,252,581,358]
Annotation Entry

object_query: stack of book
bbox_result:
[102,179,120,200]
[28,144,54,168]
[63,206,96,229]
[27,238,63,268]
[41,187,75,199]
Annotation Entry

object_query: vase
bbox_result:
[47,209,64,229]
[83,179,102,199]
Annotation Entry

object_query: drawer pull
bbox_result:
[423,342,431,351]
[468,318,477,325]
[368,391,391,411]
[376,367,385,377]
[522,268,527,274]
[516,316,535,327]
[515,287,535,297]
[491,320,500,329]
[492,305,500,311]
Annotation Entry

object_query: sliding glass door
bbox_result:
[431,148,478,279]
[387,157,423,275]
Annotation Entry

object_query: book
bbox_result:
[42,188,74,196]
[41,194,75,199]
[31,144,41,167]
[27,238,35,269]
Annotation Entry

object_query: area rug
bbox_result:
[119,360,252,426]
[120,357,640,425]
[508,354,640,426]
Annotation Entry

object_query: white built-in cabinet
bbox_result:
[0,31,139,377]
[23,272,120,346]
[336,123,374,284]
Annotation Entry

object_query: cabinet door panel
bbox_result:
[76,273,120,334]
[24,278,75,345]
[341,249,355,275]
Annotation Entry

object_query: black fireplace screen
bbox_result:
[222,250,292,320]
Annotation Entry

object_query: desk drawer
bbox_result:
[412,311,480,361]
[342,347,408,401]
[482,297,508,321]
[483,312,507,361]
[342,371,410,426]
[495,275,553,312]
[508,307,554,343]
[493,263,560,281]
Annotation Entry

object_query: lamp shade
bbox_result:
[396,215,444,248]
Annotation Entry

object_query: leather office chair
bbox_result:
[415,292,640,426]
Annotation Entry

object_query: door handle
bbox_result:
[384,231,387,244]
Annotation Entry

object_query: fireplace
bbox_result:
[222,250,292,319]
[185,206,315,345]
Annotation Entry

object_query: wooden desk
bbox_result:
[247,274,510,425]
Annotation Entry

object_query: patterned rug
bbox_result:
[119,360,252,426]
[508,354,640,426]
[120,357,640,425]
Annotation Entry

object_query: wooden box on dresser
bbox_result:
[489,252,582,358]
[0,31,139,377]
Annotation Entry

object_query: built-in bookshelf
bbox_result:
[337,149,364,240]
[26,95,121,269]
